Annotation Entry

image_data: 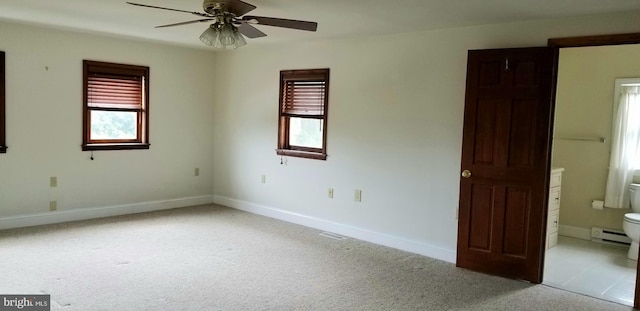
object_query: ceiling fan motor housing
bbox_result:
[203,0,229,15]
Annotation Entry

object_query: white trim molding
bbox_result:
[213,195,457,263]
[0,195,214,230]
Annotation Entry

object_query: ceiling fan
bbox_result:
[127,0,318,49]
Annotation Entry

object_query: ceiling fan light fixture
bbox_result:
[200,23,246,49]
[129,0,318,50]
[232,30,247,49]
[219,24,236,46]
[199,25,219,46]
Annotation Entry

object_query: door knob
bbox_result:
[461,170,471,178]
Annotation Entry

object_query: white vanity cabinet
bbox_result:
[547,168,564,249]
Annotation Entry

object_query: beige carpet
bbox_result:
[0,204,633,310]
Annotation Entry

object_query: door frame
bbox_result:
[546,32,640,309]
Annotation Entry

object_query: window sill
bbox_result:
[276,149,327,160]
[82,143,150,151]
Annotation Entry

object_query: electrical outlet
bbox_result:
[194,168,200,176]
[261,175,266,184]
[49,200,57,211]
[328,188,334,199]
[354,190,362,202]
[50,177,57,188]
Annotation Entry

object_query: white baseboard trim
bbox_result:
[558,225,591,241]
[0,195,214,230]
[213,195,457,263]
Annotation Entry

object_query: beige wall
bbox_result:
[554,44,640,231]
[212,11,640,261]
[0,21,216,218]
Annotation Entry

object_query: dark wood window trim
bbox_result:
[277,68,330,160]
[0,51,5,154]
[82,60,150,151]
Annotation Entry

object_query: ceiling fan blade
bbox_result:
[237,23,267,39]
[127,2,210,18]
[242,16,318,32]
[227,0,257,17]
[155,19,215,28]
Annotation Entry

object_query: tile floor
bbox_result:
[544,236,637,306]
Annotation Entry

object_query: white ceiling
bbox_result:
[1,0,639,50]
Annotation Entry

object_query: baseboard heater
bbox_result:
[591,227,631,245]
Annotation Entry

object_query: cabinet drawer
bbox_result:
[548,187,561,211]
[550,172,562,188]
[547,209,559,234]
[547,232,558,249]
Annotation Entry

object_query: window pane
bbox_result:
[90,110,137,140]
[289,117,323,149]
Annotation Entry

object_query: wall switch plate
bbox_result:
[50,177,57,188]
[328,188,334,199]
[194,168,200,176]
[354,189,362,202]
[261,175,266,184]
[49,200,57,211]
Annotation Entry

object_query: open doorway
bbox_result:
[543,43,640,306]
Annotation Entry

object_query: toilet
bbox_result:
[623,183,640,260]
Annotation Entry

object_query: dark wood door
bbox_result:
[456,47,556,283]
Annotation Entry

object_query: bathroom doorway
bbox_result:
[543,37,640,307]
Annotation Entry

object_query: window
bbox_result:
[605,79,640,208]
[0,51,5,153]
[277,68,330,160]
[82,60,149,151]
